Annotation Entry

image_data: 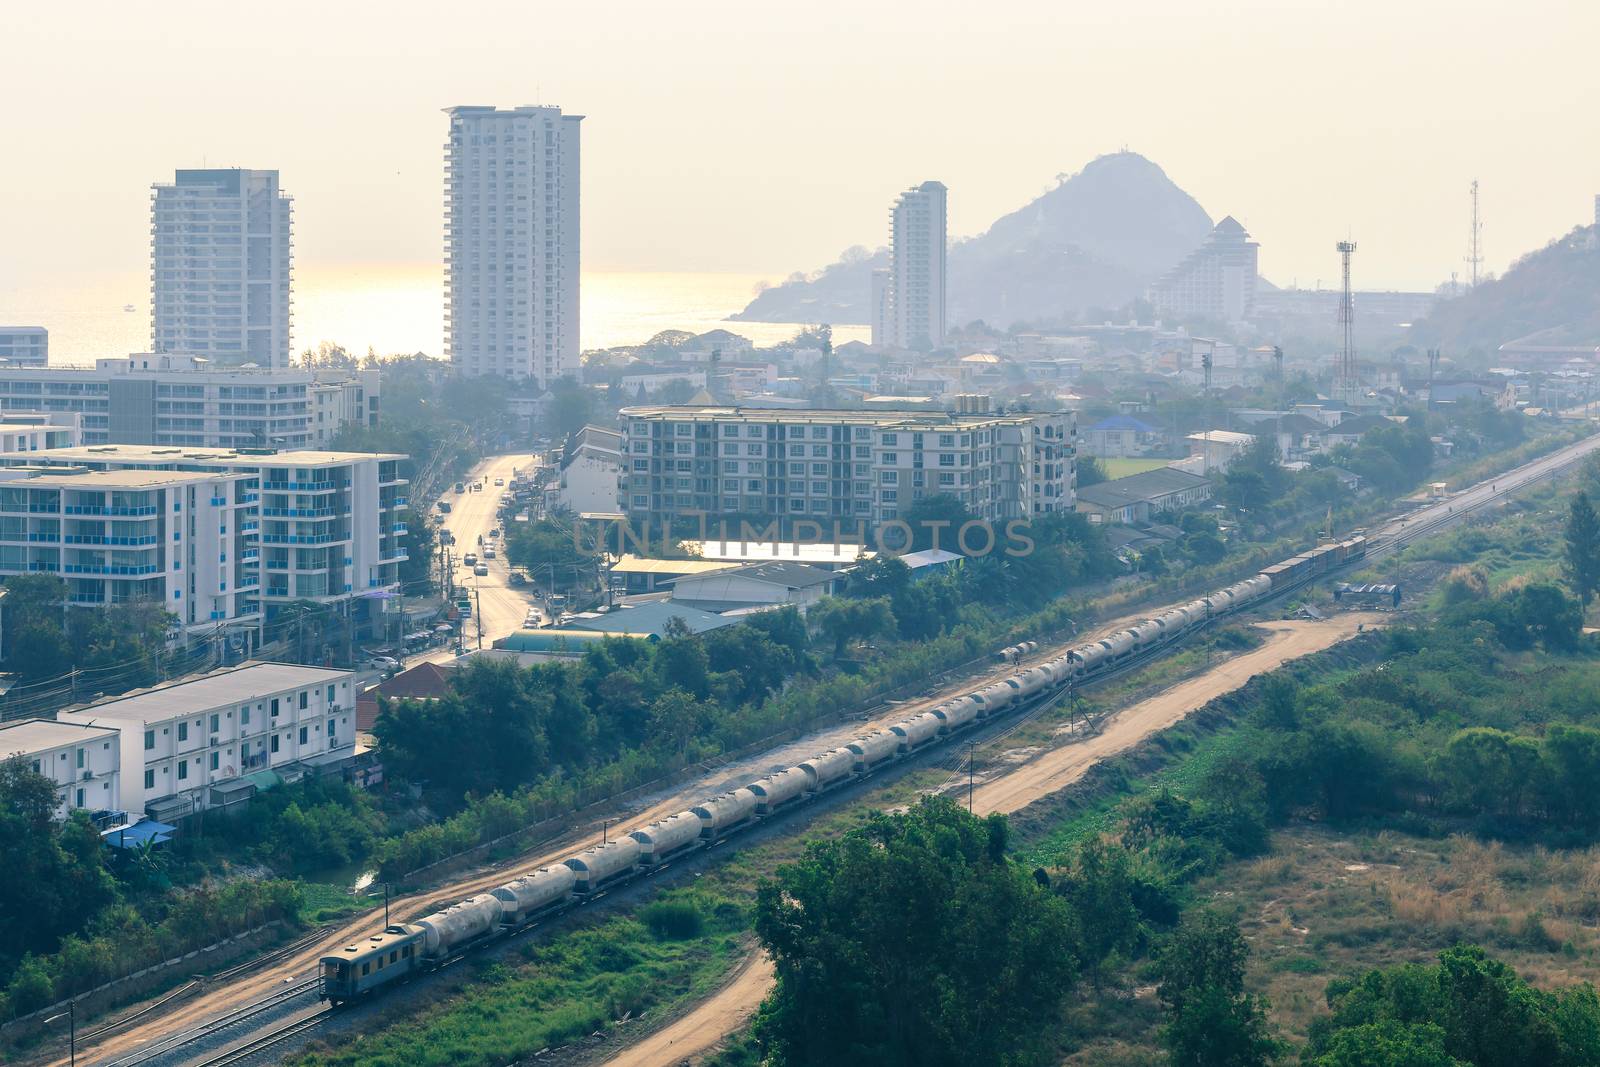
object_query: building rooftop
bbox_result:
[610,555,741,577]
[1087,414,1163,434]
[64,662,352,725]
[0,717,119,755]
[1075,467,1213,508]
[677,561,836,590]
[0,467,243,490]
[568,601,736,637]
[619,404,1041,428]
[1185,430,1257,446]
[0,444,406,466]
[680,540,875,565]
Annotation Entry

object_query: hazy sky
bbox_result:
[6,0,1599,295]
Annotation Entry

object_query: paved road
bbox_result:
[428,453,539,660]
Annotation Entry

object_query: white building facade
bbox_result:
[59,662,355,821]
[0,355,376,449]
[0,467,256,633]
[886,181,947,351]
[0,718,122,818]
[0,327,48,367]
[444,105,582,386]
[0,446,408,616]
[619,404,1073,532]
[151,169,293,369]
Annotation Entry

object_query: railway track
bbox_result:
[57,430,1600,1067]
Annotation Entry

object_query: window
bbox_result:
[210,713,219,732]
[270,734,280,753]
[299,726,308,745]
[241,706,250,725]
[177,722,188,742]
[210,752,219,771]
[882,433,898,446]
[299,691,308,710]
[76,747,84,768]
[882,452,897,465]
[939,434,955,447]
[881,471,898,484]
[144,730,154,750]
[144,769,154,789]
[939,453,955,467]
[271,698,279,718]
[177,761,188,781]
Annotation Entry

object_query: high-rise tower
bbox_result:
[150,169,292,369]
[444,105,583,385]
[885,181,947,351]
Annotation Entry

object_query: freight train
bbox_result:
[319,534,1367,1004]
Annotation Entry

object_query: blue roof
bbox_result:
[102,820,176,848]
[1087,414,1162,433]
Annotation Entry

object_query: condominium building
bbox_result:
[1150,216,1259,324]
[0,466,257,633]
[0,412,82,453]
[151,169,292,369]
[0,355,377,449]
[870,269,890,348]
[0,327,48,367]
[444,105,582,386]
[59,662,355,822]
[0,445,408,616]
[885,181,947,351]
[618,403,1073,532]
[0,718,122,818]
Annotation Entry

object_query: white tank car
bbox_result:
[891,712,943,752]
[933,698,980,732]
[1070,642,1109,673]
[799,747,856,789]
[848,729,901,770]
[1016,641,1039,656]
[414,893,505,958]
[492,866,576,923]
[1130,619,1165,648]
[1008,668,1050,698]
[692,789,758,837]
[1100,631,1137,659]
[747,767,812,814]
[1234,575,1272,605]
[566,838,642,893]
[629,811,703,863]
[971,682,1016,716]
[1203,588,1234,615]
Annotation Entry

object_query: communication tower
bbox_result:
[1336,241,1357,406]
[1467,180,1483,287]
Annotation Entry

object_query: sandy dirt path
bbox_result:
[599,613,1380,1067]
[603,952,776,1067]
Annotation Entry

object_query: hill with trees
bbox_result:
[1411,225,1600,356]
[731,152,1215,330]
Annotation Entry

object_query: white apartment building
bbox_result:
[548,424,622,514]
[59,662,355,822]
[0,718,122,818]
[0,445,408,615]
[0,466,257,633]
[0,327,48,367]
[151,169,293,369]
[886,181,948,351]
[0,412,82,453]
[444,105,582,387]
[618,404,1073,532]
[1150,216,1259,324]
[0,355,377,449]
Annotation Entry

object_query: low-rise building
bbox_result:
[1074,468,1214,524]
[668,560,836,612]
[0,327,48,367]
[1184,430,1257,473]
[58,661,356,823]
[1082,415,1167,458]
[0,718,122,818]
[548,425,622,514]
[0,412,82,453]
[0,355,379,449]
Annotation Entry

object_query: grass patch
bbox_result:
[297,882,375,924]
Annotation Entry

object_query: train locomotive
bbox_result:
[320,534,1367,1004]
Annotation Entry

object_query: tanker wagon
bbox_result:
[692,789,759,839]
[492,866,577,925]
[747,767,812,815]
[565,838,642,894]
[629,811,703,865]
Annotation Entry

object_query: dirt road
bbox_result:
[598,613,1380,1067]
[603,952,775,1067]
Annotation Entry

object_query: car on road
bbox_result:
[437,501,451,513]
[366,655,400,672]
[472,482,483,491]
[474,564,489,577]
[463,553,477,567]
[494,478,504,486]
[483,547,496,559]
[454,482,465,493]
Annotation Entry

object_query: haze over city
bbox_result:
[7,0,1600,303]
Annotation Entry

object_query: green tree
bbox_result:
[2,574,72,679]
[1565,490,1600,607]
[1157,910,1280,1067]
[751,797,1080,1067]
[809,596,896,658]
[1304,1021,1462,1067]
[1076,455,1109,487]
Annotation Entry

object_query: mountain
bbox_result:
[1410,226,1600,353]
[730,152,1215,329]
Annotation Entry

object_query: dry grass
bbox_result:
[1067,826,1600,1061]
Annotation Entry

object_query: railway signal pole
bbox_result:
[967,741,976,814]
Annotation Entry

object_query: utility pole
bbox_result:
[384,883,390,928]
[474,583,483,650]
[1467,179,1483,288]
[967,741,976,814]
[1336,240,1358,407]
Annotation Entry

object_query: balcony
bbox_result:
[260,533,341,545]
[64,535,158,546]
[261,507,334,518]
[259,479,337,492]
[64,505,157,517]
[64,564,159,576]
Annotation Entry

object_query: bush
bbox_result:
[640,899,705,940]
